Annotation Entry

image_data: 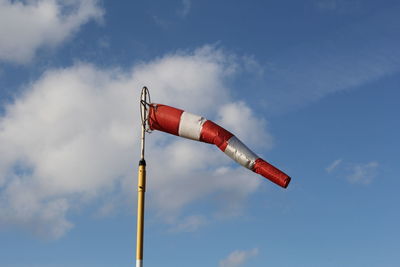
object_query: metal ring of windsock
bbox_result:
[146,102,291,188]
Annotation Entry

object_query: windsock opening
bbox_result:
[148,104,183,136]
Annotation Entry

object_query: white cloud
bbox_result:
[217,101,273,148]
[219,248,259,267]
[0,46,270,238]
[0,0,103,64]
[326,159,342,173]
[347,161,379,185]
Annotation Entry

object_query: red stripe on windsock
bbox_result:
[253,158,291,188]
[148,104,183,136]
[200,121,234,151]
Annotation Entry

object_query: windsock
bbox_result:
[148,103,291,188]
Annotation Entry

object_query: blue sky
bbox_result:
[0,0,399,266]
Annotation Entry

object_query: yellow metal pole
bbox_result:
[136,159,146,267]
[136,86,148,267]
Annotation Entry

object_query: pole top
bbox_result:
[139,86,151,160]
[140,86,151,133]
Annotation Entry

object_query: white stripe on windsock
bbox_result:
[178,111,207,140]
[224,136,258,170]
[136,260,143,267]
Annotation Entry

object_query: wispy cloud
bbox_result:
[153,15,172,29]
[178,0,191,17]
[168,215,207,233]
[316,0,337,11]
[326,159,342,173]
[261,4,400,113]
[0,46,268,238]
[314,0,361,13]
[326,159,379,185]
[219,248,259,267]
[0,0,103,64]
[347,161,379,185]
[154,0,192,29]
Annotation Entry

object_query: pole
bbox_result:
[136,159,145,267]
[136,87,148,267]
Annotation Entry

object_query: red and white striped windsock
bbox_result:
[148,103,291,188]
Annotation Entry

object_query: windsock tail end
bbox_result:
[282,176,291,188]
[253,159,291,188]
